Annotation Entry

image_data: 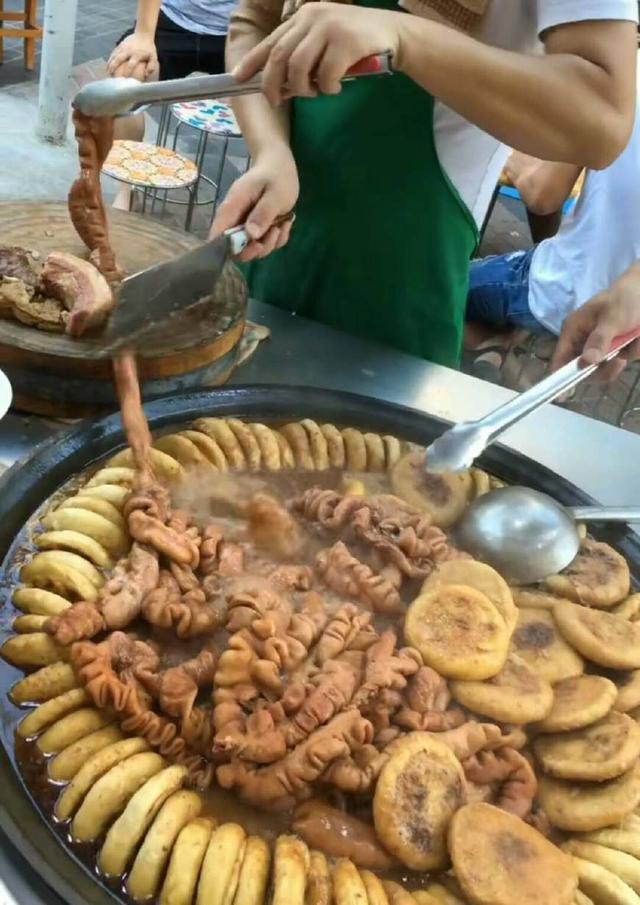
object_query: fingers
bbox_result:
[276,219,293,249]
[315,44,350,95]
[257,22,308,104]
[107,49,127,76]
[581,318,620,366]
[210,175,262,239]
[232,23,292,83]
[280,33,326,100]
[145,55,160,80]
[595,358,627,382]
[245,186,286,241]
[550,311,594,372]
[237,226,283,262]
[625,338,640,363]
[236,222,293,263]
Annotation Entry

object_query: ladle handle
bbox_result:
[569,506,640,522]
[482,328,640,442]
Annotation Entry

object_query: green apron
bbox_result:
[244,0,478,367]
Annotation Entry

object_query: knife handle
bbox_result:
[225,213,296,256]
[344,52,393,78]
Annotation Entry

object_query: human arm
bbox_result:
[503,152,582,216]
[551,261,640,380]
[107,0,162,80]
[209,0,298,259]
[233,6,637,170]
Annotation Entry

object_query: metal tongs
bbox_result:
[425,328,640,472]
[73,52,393,117]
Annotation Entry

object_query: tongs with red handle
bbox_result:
[73,52,393,118]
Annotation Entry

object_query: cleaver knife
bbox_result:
[94,221,280,357]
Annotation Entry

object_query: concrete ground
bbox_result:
[1,0,639,431]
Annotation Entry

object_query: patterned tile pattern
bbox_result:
[171,100,241,136]
[103,140,198,188]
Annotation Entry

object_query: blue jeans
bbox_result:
[467,249,545,334]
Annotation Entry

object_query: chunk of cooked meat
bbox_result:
[0,278,32,319]
[0,245,40,287]
[41,251,113,337]
[11,290,68,332]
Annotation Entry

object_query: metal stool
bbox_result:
[156,98,245,228]
[101,140,199,228]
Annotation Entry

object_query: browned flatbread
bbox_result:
[451,654,554,724]
[553,602,640,670]
[510,608,583,684]
[538,764,640,832]
[537,675,617,733]
[449,803,577,905]
[534,712,640,781]
[545,539,630,609]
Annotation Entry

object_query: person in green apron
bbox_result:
[211,0,637,368]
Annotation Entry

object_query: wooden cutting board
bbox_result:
[0,202,246,417]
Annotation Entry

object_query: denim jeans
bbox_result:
[467,249,545,334]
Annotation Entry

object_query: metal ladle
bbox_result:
[455,486,640,585]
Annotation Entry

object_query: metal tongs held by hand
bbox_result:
[73,52,393,117]
[425,329,640,473]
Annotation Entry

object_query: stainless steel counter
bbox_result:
[3,302,640,505]
[1,300,639,903]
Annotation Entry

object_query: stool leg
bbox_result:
[212,135,229,212]
[185,184,196,232]
[193,130,208,206]
[24,0,37,70]
[156,104,169,147]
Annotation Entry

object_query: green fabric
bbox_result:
[244,0,477,367]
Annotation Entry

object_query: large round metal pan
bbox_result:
[0,384,638,905]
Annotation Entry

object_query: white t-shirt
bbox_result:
[528,55,640,335]
[434,0,639,230]
[162,0,237,36]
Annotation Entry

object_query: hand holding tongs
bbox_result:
[73,52,393,117]
[425,329,640,472]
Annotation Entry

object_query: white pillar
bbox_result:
[36,0,79,145]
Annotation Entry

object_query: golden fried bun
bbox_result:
[405,586,509,681]
[510,608,583,684]
[534,712,640,781]
[449,803,577,905]
[373,732,466,871]
[538,764,640,832]
[553,602,640,670]
[451,654,553,724]
[545,539,630,609]
[537,675,617,733]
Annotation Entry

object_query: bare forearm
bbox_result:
[135,0,162,36]
[227,7,291,159]
[395,18,636,170]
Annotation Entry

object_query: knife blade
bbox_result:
[94,217,289,357]
[96,233,229,356]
